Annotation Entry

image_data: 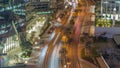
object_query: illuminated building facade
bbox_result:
[95,0,120,27]
[0,0,65,53]
[0,0,26,53]
[25,0,54,44]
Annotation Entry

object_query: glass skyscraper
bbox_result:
[0,0,26,53]
[0,0,26,38]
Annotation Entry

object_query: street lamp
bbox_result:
[67,62,71,68]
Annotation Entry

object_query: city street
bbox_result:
[1,0,120,68]
[34,0,93,68]
[18,0,98,68]
[34,0,96,68]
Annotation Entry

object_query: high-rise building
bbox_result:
[95,0,120,27]
[0,0,26,38]
[25,0,51,22]
[0,0,26,53]
[25,0,54,44]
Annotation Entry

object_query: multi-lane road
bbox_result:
[36,0,96,68]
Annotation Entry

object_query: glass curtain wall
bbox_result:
[0,0,26,53]
[0,0,27,67]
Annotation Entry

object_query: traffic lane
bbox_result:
[47,27,64,68]
[43,27,64,68]
[77,0,94,68]
[56,4,76,26]
[50,8,79,68]
[60,33,79,68]
[43,31,60,68]
[61,41,79,68]
[38,45,48,68]
[61,1,90,68]
[68,44,75,68]
[67,13,83,68]
[53,14,76,67]
[53,7,72,26]
[42,27,61,67]
[60,8,82,68]
[47,23,72,68]
[30,29,58,67]
[46,36,63,68]
[71,41,79,68]
[44,7,71,68]
[75,1,89,68]
[43,39,56,68]
[48,42,63,68]
[37,28,61,68]
[42,4,75,68]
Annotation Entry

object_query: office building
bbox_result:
[95,0,120,27]
[0,0,26,53]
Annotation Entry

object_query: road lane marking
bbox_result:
[53,32,61,46]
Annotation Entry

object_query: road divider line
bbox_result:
[53,32,61,46]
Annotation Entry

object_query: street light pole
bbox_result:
[100,0,103,25]
[105,0,108,27]
[101,0,103,15]
[116,1,120,20]
[112,3,117,27]
[67,62,71,68]
[119,4,120,19]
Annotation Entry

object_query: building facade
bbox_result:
[0,0,26,53]
[25,0,54,44]
[95,0,120,27]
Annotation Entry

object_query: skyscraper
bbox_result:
[0,0,26,53]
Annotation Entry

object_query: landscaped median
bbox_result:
[81,48,94,63]
[81,45,100,66]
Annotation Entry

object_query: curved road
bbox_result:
[37,0,95,68]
